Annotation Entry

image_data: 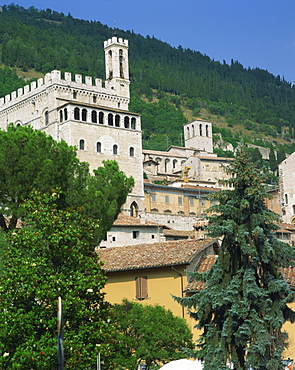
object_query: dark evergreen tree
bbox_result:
[269,146,277,173]
[176,145,295,370]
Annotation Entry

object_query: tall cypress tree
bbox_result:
[177,145,295,370]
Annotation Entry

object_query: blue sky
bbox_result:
[3,0,295,82]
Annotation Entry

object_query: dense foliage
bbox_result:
[0,191,114,369]
[0,124,134,243]
[176,145,295,369]
[112,299,194,369]
[0,4,295,151]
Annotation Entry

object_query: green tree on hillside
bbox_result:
[0,191,114,369]
[113,299,194,369]
[176,145,295,369]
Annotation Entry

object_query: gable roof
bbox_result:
[112,213,161,227]
[98,238,218,272]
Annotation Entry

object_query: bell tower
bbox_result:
[104,36,130,99]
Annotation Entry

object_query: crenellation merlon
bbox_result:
[0,69,127,108]
[103,36,128,48]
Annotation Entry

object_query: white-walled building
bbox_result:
[0,36,144,215]
[279,152,295,224]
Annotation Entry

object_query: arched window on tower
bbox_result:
[206,125,209,137]
[129,147,134,157]
[79,139,85,150]
[124,116,130,128]
[99,112,104,124]
[113,144,118,155]
[91,110,97,123]
[82,109,87,122]
[59,110,63,123]
[119,49,124,78]
[130,201,139,217]
[74,107,80,120]
[115,115,120,127]
[131,117,136,129]
[164,159,170,173]
[199,124,202,136]
[187,127,190,138]
[64,108,68,121]
[192,125,195,136]
[108,50,113,79]
[173,159,177,170]
[96,142,101,153]
[108,113,113,126]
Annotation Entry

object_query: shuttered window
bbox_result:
[135,276,148,300]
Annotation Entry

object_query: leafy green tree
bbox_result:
[176,145,295,370]
[0,191,114,369]
[112,299,194,369]
[0,125,134,244]
[0,124,80,231]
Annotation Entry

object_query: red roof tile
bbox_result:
[98,238,218,272]
[113,214,161,227]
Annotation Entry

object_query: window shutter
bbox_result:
[135,276,148,300]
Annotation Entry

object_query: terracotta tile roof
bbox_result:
[185,255,217,292]
[163,229,194,237]
[98,238,218,272]
[113,214,160,227]
[143,149,186,158]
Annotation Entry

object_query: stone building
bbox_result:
[278,152,295,224]
[0,36,144,215]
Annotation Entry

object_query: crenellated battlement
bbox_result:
[103,36,128,48]
[0,70,119,107]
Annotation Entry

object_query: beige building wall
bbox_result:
[279,152,295,224]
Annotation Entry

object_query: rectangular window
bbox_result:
[178,197,183,205]
[112,236,116,242]
[189,197,194,206]
[135,276,148,300]
[165,195,169,203]
[133,231,139,239]
[151,193,156,202]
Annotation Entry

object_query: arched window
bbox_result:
[96,142,101,153]
[187,127,190,138]
[79,139,85,150]
[82,109,87,122]
[206,125,209,137]
[108,113,113,126]
[119,49,124,78]
[59,110,63,123]
[131,117,136,129]
[173,159,177,170]
[129,147,134,157]
[192,125,195,136]
[74,107,80,120]
[164,159,170,173]
[45,111,49,125]
[91,110,97,123]
[99,112,104,124]
[93,95,97,103]
[130,201,139,217]
[199,124,202,136]
[108,50,113,79]
[64,108,68,121]
[113,144,118,155]
[115,114,120,127]
[124,116,130,128]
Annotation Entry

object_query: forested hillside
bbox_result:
[1,3,295,153]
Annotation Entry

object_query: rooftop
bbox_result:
[98,238,218,272]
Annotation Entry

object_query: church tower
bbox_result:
[104,36,130,99]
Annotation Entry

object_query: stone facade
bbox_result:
[0,36,144,215]
[278,152,295,224]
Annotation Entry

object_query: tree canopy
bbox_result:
[176,145,295,370]
[0,124,134,244]
[112,299,194,369]
[0,191,114,369]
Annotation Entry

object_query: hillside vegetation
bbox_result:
[1,4,295,154]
